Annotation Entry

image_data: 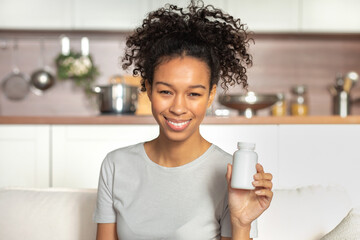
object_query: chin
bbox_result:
[159,128,191,142]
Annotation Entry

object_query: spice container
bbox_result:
[290,85,308,116]
[271,93,287,116]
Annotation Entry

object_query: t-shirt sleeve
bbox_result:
[93,154,117,223]
[220,194,258,238]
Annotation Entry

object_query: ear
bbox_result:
[145,80,152,102]
[207,84,217,108]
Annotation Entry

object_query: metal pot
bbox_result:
[93,83,139,114]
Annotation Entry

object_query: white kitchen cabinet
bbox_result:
[225,0,300,32]
[51,125,159,188]
[0,0,72,29]
[301,0,360,33]
[2,121,360,207]
[149,0,226,10]
[0,125,50,188]
[278,124,360,205]
[51,124,279,188]
[200,124,279,187]
[150,0,191,9]
[73,0,150,30]
[2,0,360,33]
[150,0,299,33]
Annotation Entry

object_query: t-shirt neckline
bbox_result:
[139,142,215,171]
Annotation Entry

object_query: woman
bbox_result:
[94,1,273,239]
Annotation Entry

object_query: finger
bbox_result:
[255,189,274,199]
[254,172,273,181]
[256,163,264,173]
[253,179,273,190]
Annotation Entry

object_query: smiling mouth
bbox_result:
[164,117,191,131]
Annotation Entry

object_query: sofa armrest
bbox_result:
[257,185,352,240]
[0,188,97,240]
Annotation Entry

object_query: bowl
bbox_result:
[218,91,279,117]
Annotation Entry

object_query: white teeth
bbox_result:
[168,120,189,127]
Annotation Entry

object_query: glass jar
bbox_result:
[271,93,287,116]
[290,85,308,116]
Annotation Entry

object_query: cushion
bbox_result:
[0,186,352,240]
[321,207,360,240]
[257,185,351,240]
[0,188,97,240]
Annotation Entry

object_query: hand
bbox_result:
[225,163,273,227]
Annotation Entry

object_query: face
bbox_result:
[146,56,216,143]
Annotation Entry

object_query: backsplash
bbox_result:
[1,31,360,116]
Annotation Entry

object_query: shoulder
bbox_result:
[106,143,143,161]
[212,144,232,160]
[207,144,232,165]
[101,143,144,169]
[98,143,146,184]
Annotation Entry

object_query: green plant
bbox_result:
[55,52,99,95]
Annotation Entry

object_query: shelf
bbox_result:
[1,115,360,125]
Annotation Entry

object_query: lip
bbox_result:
[164,117,191,131]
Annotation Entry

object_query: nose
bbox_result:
[169,94,187,115]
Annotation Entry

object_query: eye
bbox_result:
[189,92,201,97]
[159,90,172,95]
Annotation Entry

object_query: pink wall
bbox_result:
[1,31,360,116]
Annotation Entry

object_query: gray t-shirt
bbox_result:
[94,143,257,239]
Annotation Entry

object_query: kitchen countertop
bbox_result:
[1,115,360,124]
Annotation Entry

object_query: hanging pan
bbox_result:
[1,40,30,101]
[30,38,55,95]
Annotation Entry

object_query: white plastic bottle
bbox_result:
[231,142,258,189]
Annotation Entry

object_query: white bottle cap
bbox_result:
[237,142,255,150]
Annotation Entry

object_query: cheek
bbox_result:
[191,98,209,114]
[150,95,168,113]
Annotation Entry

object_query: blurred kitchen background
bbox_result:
[1,0,360,116]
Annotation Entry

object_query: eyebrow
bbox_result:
[155,81,207,90]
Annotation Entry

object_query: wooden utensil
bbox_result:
[343,71,359,93]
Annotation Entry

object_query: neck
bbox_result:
[145,130,211,167]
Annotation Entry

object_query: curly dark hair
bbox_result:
[122,0,253,91]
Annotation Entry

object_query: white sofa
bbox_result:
[0,185,357,240]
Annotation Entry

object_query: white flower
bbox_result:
[62,57,74,66]
[60,54,95,78]
[80,56,92,69]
